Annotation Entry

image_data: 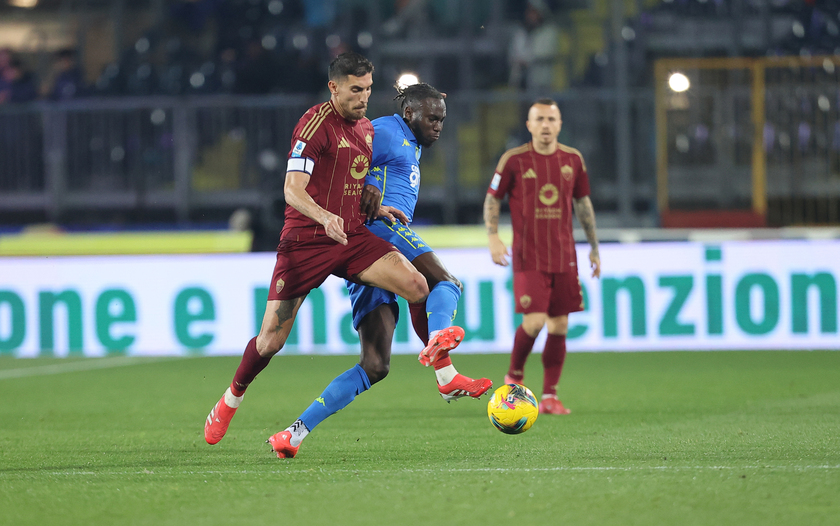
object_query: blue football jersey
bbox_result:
[366,114,422,223]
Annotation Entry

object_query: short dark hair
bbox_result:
[533,98,558,108]
[328,52,374,82]
[394,82,443,111]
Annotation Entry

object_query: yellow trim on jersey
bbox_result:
[379,166,387,206]
[495,143,531,173]
[300,103,333,141]
[557,143,587,172]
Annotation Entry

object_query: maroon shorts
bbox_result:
[513,270,584,316]
[268,228,397,301]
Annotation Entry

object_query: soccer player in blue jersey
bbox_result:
[350,82,492,400]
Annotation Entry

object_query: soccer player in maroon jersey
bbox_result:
[483,98,601,415]
[203,52,431,456]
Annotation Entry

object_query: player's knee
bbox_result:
[521,315,547,337]
[362,360,389,385]
[546,316,569,334]
[445,276,463,294]
[404,272,429,303]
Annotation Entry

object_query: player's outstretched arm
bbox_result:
[573,195,600,278]
[285,170,347,245]
[484,193,509,267]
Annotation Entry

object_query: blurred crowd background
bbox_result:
[1,0,839,249]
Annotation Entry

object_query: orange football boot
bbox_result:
[438,374,492,402]
[539,396,571,415]
[204,395,238,445]
[418,326,465,366]
[267,430,299,459]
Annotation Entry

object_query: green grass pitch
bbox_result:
[1,351,838,526]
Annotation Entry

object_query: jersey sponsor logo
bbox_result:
[535,207,563,219]
[365,134,373,145]
[344,182,363,196]
[350,154,370,179]
[275,278,285,294]
[519,295,532,309]
[338,137,350,148]
[490,172,501,190]
[292,140,306,158]
[561,164,574,181]
[523,168,537,179]
[539,183,559,206]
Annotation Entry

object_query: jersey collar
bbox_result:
[394,114,418,145]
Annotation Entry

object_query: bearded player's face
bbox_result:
[330,73,373,121]
[407,97,446,148]
[526,103,562,148]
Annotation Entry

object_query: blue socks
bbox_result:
[299,363,371,432]
[426,281,461,333]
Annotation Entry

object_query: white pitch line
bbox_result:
[0,356,189,380]
[2,465,837,478]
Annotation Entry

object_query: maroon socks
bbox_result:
[541,334,567,397]
[230,337,272,395]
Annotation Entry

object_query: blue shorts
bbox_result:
[345,219,433,330]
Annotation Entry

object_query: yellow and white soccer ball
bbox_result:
[487,383,539,434]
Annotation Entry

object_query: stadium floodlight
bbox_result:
[9,0,38,7]
[668,72,690,93]
[397,73,420,89]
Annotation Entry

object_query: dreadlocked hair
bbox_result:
[393,82,443,111]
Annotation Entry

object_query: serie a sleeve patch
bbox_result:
[490,172,501,191]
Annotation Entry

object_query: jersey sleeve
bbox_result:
[286,110,330,175]
[366,121,393,191]
[487,150,515,199]
[572,151,591,199]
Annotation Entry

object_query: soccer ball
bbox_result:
[487,383,539,434]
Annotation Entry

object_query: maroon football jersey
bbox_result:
[281,100,375,241]
[487,142,591,273]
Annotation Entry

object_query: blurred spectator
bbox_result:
[48,48,87,101]
[233,39,281,94]
[0,48,15,101]
[0,58,38,104]
[171,0,222,33]
[302,0,339,29]
[508,1,559,92]
[170,0,221,58]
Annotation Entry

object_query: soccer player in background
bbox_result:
[483,98,601,415]
[204,52,431,456]
[349,82,492,402]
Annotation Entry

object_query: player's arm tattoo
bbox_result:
[483,194,501,235]
[573,196,599,256]
[271,297,303,334]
